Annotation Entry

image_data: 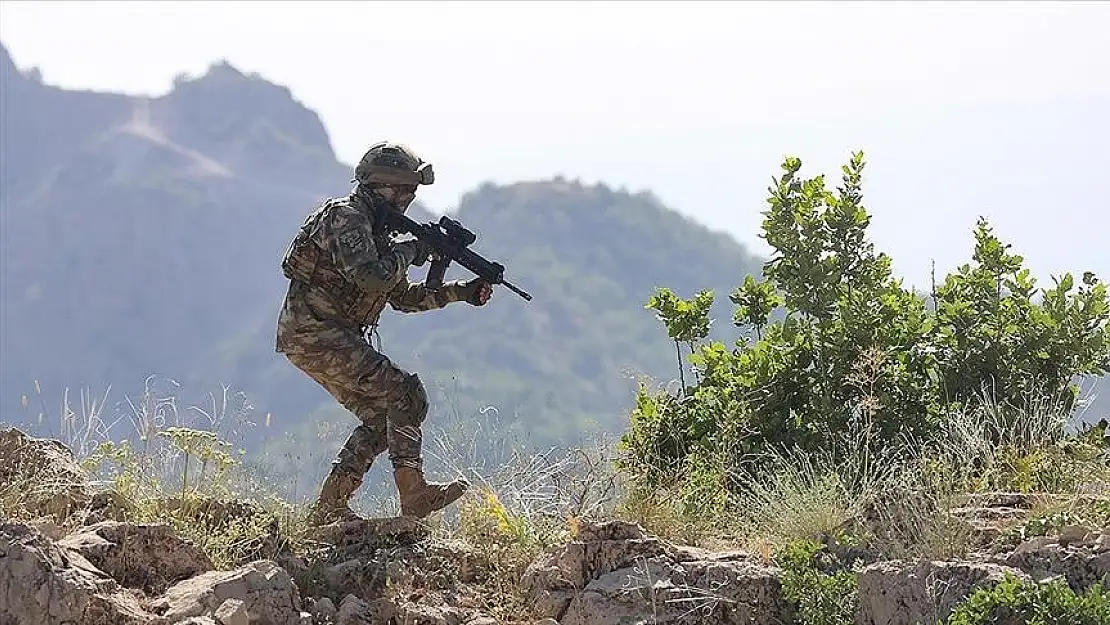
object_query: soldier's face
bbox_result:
[376,185,417,212]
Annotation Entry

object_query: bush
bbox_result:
[775,538,858,625]
[945,574,1110,625]
[619,152,1110,491]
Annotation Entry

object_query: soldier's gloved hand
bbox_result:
[395,238,434,266]
[457,278,493,306]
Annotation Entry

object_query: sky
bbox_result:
[2,0,1109,291]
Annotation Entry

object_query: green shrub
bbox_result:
[775,538,858,625]
[945,574,1110,625]
[619,152,1110,490]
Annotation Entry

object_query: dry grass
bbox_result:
[727,408,906,553]
[604,386,1109,563]
[3,376,317,569]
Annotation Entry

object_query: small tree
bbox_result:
[620,152,1110,488]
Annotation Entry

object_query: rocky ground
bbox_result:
[2,426,1108,625]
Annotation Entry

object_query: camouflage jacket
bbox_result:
[275,192,467,353]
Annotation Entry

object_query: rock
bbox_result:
[0,521,157,625]
[321,557,387,599]
[58,520,215,594]
[523,519,789,624]
[561,552,788,625]
[393,602,473,625]
[309,596,338,622]
[522,533,669,617]
[27,519,65,541]
[214,598,250,625]
[336,594,372,623]
[946,492,1042,548]
[335,593,393,624]
[1012,535,1056,554]
[855,559,1032,625]
[0,427,92,522]
[1058,525,1090,545]
[302,534,482,604]
[151,560,303,625]
[992,529,1110,592]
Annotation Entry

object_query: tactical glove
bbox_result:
[456,278,493,306]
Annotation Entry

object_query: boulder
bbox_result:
[561,551,787,625]
[855,559,1032,625]
[151,559,305,625]
[522,519,791,624]
[333,594,393,624]
[0,521,156,625]
[991,527,1110,592]
[0,427,91,522]
[58,520,215,594]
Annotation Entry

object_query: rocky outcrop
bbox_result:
[947,492,1041,547]
[150,560,307,625]
[287,517,500,624]
[560,550,787,625]
[991,526,1110,592]
[522,519,792,624]
[856,560,1032,625]
[0,428,92,521]
[0,522,151,625]
[854,527,1110,625]
[57,520,215,594]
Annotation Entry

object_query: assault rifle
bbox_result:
[385,211,533,302]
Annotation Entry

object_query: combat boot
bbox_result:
[309,469,363,525]
[393,466,469,518]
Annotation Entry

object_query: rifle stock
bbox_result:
[386,212,533,302]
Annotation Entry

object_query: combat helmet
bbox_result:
[353,141,435,187]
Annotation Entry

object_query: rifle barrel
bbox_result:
[502,280,532,301]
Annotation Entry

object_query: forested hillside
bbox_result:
[0,42,763,458]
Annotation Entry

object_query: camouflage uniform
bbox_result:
[276,142,486,522]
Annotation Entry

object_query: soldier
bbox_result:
[275,141,492,524]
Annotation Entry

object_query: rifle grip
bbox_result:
[426,256,449,290]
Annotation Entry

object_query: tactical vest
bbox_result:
[281,198,364,316]
[282,199,328,282]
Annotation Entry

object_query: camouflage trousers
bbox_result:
[281,323,429,485]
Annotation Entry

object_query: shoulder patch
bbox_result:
[337,228,369,251]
